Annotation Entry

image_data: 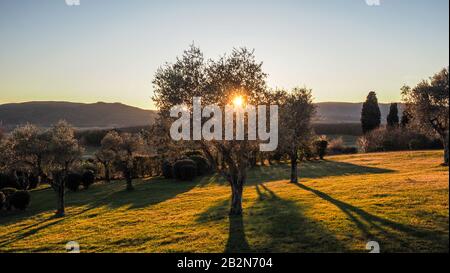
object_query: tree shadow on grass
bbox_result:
[0,177,200,234]
[245,184,347,252]
[196,184,347,253]
[0,205,97,249]
[94,177,200,210]
[295,183,449,252]
[203,160,395,187]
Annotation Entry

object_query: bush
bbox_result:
[82,170,95,189]
[315,140,328,160]
[9,190,31,210]
[28,174,40,190]
[357,127,441,153]
[184,150,203,157]
[66,173,82,192]
[162,161,173,179]
[0,173,20,190]
[0,192,5,210]
[173,159,197,181]
[1,187,18,197]
[189,155,211,176]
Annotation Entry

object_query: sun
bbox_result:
[232,96,244,107]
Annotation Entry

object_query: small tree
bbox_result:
[10,124,50,186]
[278,88,316,183]
[0,137,15,175]
[96,131,122,182]
[386,103,399,128]
[48,121,83,217]
[115,133,144,191]
[315,139,328,160]
[361,91,381,134]
[402,67,449,166]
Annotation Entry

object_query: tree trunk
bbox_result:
[443,131,449,166]
[230,181,243,215]
[290,153,298,183]
[105,164,111,182]
[55,175,65,217]
[125,169,134,191]
[259,153,265,166]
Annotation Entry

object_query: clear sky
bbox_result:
[0,0,448,110]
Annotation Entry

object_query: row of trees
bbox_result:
[0,122,148,216]
[360,67,448,165]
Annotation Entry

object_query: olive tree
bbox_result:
[0,137,15,174]
[278,88,316,183]
[115,132,144,191]
[10,124,50,184]
[96,131,122,182]
[402,67,449,166]
[97,131,144,190]
[152,45,270,215]
[48,121,83,217]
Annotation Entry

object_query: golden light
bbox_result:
[232,95,244,107]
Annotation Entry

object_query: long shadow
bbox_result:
[196,184,347,253]
[295,183,449,252]
[194,198,251,252]
[0,205,98,248]
[0,176,201,240]
[94,177,200,210]
[225,214,251,253]
[246,184,347,252]
[205,161,394,187]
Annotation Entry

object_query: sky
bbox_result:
[0,0,448,110]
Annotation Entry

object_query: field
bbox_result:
[0,151,448,253]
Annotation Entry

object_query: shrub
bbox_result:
[189,155,211,176]
[357,127,443,153]
[179,165,197,181]
[1,187,18,197]
[269,152,284,162]
[28,174,40,190]
[315,140,328,160]
[299,143,316,161]
[162,161,173,179]
[82,170,95,189]
[9,190,31,210]
[0,173,20,190]
[66,173,82,192]
[0,192,5,210]
[173,159,197,181]
[184,150,203,157]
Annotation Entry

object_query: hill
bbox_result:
[314,102,404,124]
[0,151,447,253]
[0,101,403,130]
[0,101,157,130]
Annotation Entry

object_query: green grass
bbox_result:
[0,151,448,253]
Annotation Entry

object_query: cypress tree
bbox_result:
[361,91,381,134]
[386,103,399,128]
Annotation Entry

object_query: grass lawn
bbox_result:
[0,150,448,253]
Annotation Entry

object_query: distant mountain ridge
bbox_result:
[0,101,403,130]
[0,101,157,130]
[314,102,404,124]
